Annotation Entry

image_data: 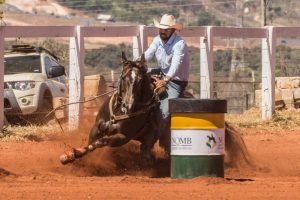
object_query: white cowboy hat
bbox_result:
[153,14,183,30]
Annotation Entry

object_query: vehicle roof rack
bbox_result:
[7,45,59,60]
[35,47,59,60]
[11,44,36,52]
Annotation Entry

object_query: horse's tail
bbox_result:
[225,122,255,168]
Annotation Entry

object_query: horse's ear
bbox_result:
[140,53,148,73]
[121,51,127,62]
[140,53,145,63]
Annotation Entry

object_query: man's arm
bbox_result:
[144,37,159,62]
[166,40,186,79]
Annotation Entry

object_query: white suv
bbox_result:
[4,45,68,122]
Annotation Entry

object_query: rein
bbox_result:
[109,90,159,123]
[109,59,160,123]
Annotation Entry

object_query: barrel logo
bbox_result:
[171,129,225,155]
[171,137,192,146]
[206,134,217,148]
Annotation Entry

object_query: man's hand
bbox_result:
[152,76,167,97]
[153,77,167,88]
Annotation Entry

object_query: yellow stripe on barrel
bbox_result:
[171,113,225,129]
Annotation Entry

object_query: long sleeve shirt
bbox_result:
[144,32,190,82]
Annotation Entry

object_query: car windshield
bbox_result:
[4,55,41,74]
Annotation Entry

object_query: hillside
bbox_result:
[202,0,300,27]
[2,0,300,27]
[5,0,70,16]
[2,0,77,26]
[45,0,300,27]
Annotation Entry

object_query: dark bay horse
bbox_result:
[60,52,161,164]
[60,52,252,168]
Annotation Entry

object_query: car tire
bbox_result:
[35,89,54,124]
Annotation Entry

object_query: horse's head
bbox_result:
[117,52,148,114]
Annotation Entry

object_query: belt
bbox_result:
[170,79,188,87]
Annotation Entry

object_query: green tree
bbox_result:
[85,43,132,70]
[196,10,221,26]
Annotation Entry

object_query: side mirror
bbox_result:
[48,65,65,78]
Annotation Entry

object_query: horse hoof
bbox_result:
[88,145,94,151]
[73,147,88,157]
[59,150,75,165]
[88,140,107,151]
[60,154,70,165]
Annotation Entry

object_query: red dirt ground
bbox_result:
[0,128,300,199]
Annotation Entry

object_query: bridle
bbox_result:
[109,64,159,123]
[109,92,159,123]
[116,64,136,111]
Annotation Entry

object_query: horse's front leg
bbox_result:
[88,133,129,151]
[60,146,89,165]
[60,133,128,165]
[88,119,118,145]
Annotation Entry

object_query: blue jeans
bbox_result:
[158,81,184,150]
[160,81,182,119]
[147,68,184,142]
[147,68,184,119]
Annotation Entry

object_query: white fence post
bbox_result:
[0,27,4,129]
[133,25,145,59]
[0,25,298,128]
[69,26,85,131]
[200,26,214,99]
[261,26,276,120]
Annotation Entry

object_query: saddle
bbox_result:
[153,83,194,99]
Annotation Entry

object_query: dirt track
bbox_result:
[0,128,300,200]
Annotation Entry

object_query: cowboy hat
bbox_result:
[153,14,183,30]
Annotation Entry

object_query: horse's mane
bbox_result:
[140,73,156,104]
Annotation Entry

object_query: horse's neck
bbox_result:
[140,75,155,102]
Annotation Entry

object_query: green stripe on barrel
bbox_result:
[169,98,227,179]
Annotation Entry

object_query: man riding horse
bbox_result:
[145,14,190,150]
[60,14,190,163]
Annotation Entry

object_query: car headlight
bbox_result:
[5,81,36,91]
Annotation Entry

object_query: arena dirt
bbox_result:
[0,125,299,199]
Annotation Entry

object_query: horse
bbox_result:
[60,52,161,164]
[60,52,252,168]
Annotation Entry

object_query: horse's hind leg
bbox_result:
[158,117,171,154]
[139,138,157,168]
[139,112,161,162]
[139,129,159,162]
[140,143,154,161]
